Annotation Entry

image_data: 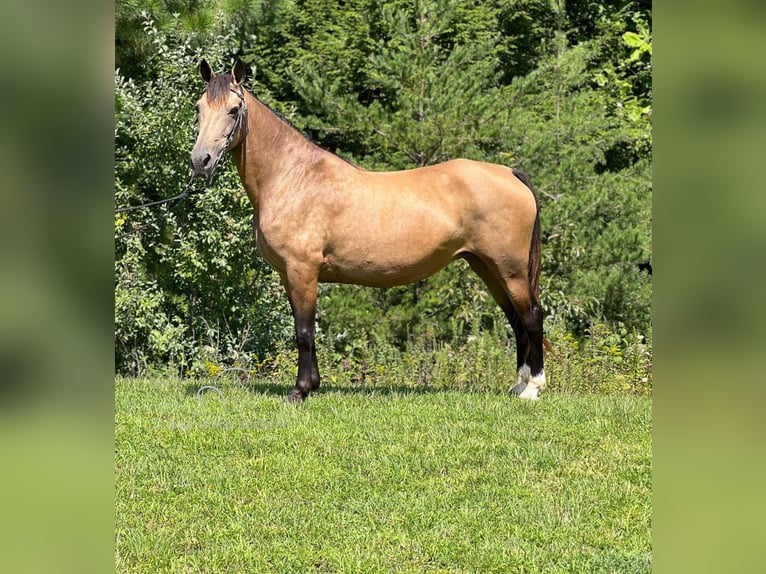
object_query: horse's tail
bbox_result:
[512,169,541,302]
[512,169,557,360]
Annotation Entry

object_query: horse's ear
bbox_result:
[199,59,215,83]
[232,58,246,85]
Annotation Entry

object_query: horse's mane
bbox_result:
[260,99,308,139]
[258,96,359,168]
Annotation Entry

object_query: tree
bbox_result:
[504,15,651,335]
[115,0,221,81]
[290,0,508,168]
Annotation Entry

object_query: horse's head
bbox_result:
[190,59,248,179]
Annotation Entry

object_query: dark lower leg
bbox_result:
[463,254,535,393]
[504,281,545,399]
[521,302,544,377]
[310,346,320,390]
[502,304,528,372]
[284,271,320,403]
[504,304,534,395]
[288,314,319,402]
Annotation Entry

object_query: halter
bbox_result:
[206,86,248,177]
[115,86,248,214]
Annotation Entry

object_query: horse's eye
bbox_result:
[228,107,239,116]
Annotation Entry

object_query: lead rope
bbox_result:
[114,171,199,213]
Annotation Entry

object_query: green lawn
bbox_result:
[115,376,651,573]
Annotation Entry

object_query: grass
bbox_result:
[115,376,651,573]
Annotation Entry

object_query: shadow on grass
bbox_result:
[183,376,473,401]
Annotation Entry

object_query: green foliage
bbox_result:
[505,28,651,335]
[290,0,509,168]
[115,1,222,80]
[115,20,291,375]
[115,226,188,374]
[316,261,503,358]
[312,313,651,396]
[546,320,652,395]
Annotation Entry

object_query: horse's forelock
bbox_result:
[205,73,234,107]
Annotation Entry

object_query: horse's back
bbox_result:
[357,158,534,211]
[395,159,537,235]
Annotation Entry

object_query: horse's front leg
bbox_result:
[281,268,320,403]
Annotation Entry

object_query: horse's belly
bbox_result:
[321,206,467,285]
[318,240,461,287]
[319,262,451,287]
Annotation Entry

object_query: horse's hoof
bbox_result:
[510,382,527,396]
[511,382,541,401]
[286,390,306,404]
[518,384,541,401]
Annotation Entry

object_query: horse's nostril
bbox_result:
[190,150,213,176]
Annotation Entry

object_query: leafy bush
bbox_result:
[505,30,652,337]
[114,18,292,375]
[544,321,652,395]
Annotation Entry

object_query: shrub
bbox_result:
[114,18,292,376]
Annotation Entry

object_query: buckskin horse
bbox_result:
[190,59,546,403]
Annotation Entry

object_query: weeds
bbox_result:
[188,314,652,397]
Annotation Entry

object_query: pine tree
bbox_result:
[504,7,652,335]
[292,0,508,169]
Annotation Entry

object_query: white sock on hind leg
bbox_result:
[518,369,545,401]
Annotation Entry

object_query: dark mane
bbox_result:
[258,97,358,168]
[259,98,308,139]
[206,73,234,106]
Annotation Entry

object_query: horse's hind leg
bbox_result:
[281,268,321,403]
[503,277,545,400]
[463,255,538,396]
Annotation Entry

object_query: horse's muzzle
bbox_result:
[190,149,214,178]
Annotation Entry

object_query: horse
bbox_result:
[190,59,546,403]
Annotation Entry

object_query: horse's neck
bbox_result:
[232,92,324,212]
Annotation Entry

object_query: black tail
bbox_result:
[512,169,558,360]
[512,169,541,302]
